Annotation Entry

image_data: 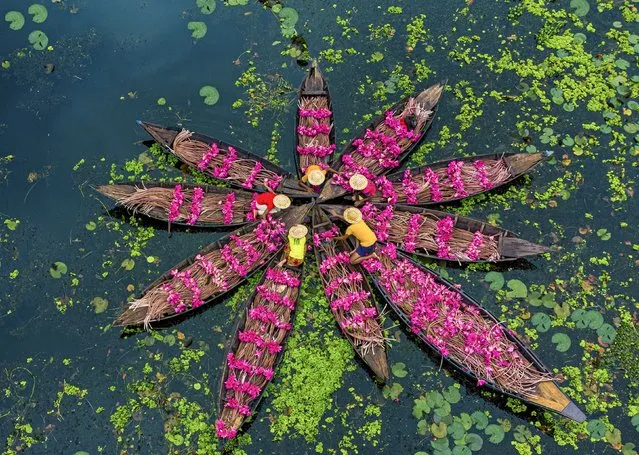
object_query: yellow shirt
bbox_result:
[345,222,377,247]
[301,164,327,183]
[288,235,307,260]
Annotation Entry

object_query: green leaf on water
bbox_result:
[5,11,25,30]
[615,58,630,70]
[49,261,68,278]
[432,422,448,439]
[28,30,48,50]
[85,221,96,231]
[452,447,471,455]
[157,97,166,106]
[413,397,431,419]
[4,219,20,230]
[121,258,135,271]
[382,382,403,400]
[199,85,219,105]
[417,419,429,436]
[271,4,283,13]
[531,312,551,333]
[465,433,483,451]
[630,414,639,431]
[471,411,488,430]
[278,7,299,28]
[485,424,505,444]
[187,21,207,39]
[164,334,176,346]
[484,271,504,291]
[587,419,606,439]
[506,279,527,299]
[551,332,571,352]
[196,0,216,14]
[73,452,90,455]
[570,0,590,16]
[443,385,461,404]
[90,297,108,314]
[391,362,407,378]
[448,422,466,440]
[596,228,611,240]
[597,323,617,343]
[28,4,48,23]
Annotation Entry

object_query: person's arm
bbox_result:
[325,166,339,174]
[350,238,359,255]
[263,178,275,193]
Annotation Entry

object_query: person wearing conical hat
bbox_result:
[334,207,378,265]
[300,164,338,192]
[349,173,377,201]
[279,224,308,267]
[254,192,291,219]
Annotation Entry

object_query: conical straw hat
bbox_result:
[308,169,326,186]
[343,207,363,224]
[273,194,291,209]
[349,173,368,191]
[289,224,308,239]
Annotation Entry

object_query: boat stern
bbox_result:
[137,120,179,149]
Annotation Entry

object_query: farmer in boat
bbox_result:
[279,224,308,268]
[254,180,291,219]
[349,173,377,202]
[299,164,337,192]
[334,207,378,265]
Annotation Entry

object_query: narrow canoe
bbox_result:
[363,247,586,422]
[216,251,304,440]
[319,82,445,202]
[367,151,553,205]
[137,120,313,198]
[95,182,256,228]
[312,207,389,381]
[320,203,550,262]
[113,203,312,328]
[295,60,336,179]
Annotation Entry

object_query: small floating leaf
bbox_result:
[465,433,483,451]
[431,422,448,438]
[121,258,135,271]
[413,397,431,418]
[506,279,527,298]
[382,382,403,400]
[531,313,551,333]
[5,11,25,30]
[278,7,299,28]
[28,30,49,50]
[391,362,407,378]
[443,385,461,404]
[597,323,617,343]
[484,271,504,291]
[596,228,611,240]
[49,261,68,278]
[587,419,606,439]
[157,97,166,106]
[28,4,48,23]
[471,411,488,430]
[85,221,96,231]
[570,0,590,16]
[187,21,207,39]
[199,85,219,105]
[630,414,639,431]
[485,424,505,444]
[196,0,216,14]
[90,297,108,314]
[551,332,571,352]
[448,422,465,439]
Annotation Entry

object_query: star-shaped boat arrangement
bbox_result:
[97,61,586,441]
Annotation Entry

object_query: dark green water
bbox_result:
[1,1,638,454]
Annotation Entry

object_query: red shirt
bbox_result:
[362,181,377,197]
[256,192,276,210]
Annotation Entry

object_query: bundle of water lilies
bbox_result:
[115,217,287,327]
[96,183,258,226]
[360,203,501,262]
[362,243,552,397]
[172,130,283,191]
[216,262,302,439]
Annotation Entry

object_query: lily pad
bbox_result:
[631,414,639,431]
[28,30,48,50]
[432,422,448,438]
[187,21,207,39]
[85,221,96,231]
[278,7,299,28]
[471,411,488,430]
[382,382,403,400]
[443,385,461,404]
[391,362,407,378]
[448,422,466,440]
[196,0,216,14]
[90,297,108,314]
[597,323,617,343]
[121,258,135,271]
[587,419,606,439]
[464,433,483,451]
[570,0,590,16]
[28,4,48,23]
[5,11,25,30]
[49,261,68,278]
[506,279,527,299]
[485,424,505,444]
[73,452,91,455]
[551,332,571,352]
[452,447,471,455]
[199,85,219,105]
[596,228,611,240]
[157,97,166,106]
[484,271,504,291]
[413,396,431,418]
[531,312,551,333]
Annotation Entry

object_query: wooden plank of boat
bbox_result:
[295,60,336,181]
[136,120,313,198]
[320,203,549,262]
[318,82,445,202]
[95,181,256,228]
[311,207,389,381]
[216,250,304,440]
[362,247,586,422]
[366,151,554,206]
[113,203,312,328]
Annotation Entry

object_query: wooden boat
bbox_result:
[311,207,389,381]
[318,82,445,202]
[366,151,553,205]
[95,182,256,228]
[137,120,313,198]
[295,60,336,180]
[363,248,586,422]
[216,250,304,440]
[320,204,550,262]
[114,203,312,328]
